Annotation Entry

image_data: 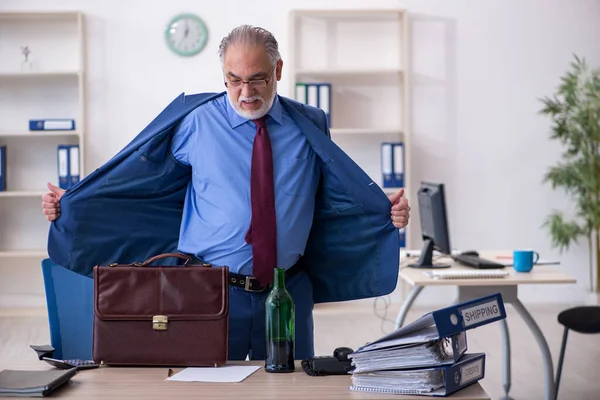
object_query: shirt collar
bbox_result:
[226,93,283,129]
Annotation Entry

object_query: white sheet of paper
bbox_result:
[166,365,261,383]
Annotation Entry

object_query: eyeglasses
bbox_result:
[224,68,275,89]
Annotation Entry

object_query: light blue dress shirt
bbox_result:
[170,93,320,276]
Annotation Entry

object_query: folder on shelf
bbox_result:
[0,145,6,192]
[356,293,506,352]
[349,331,467,373]
[68,145,80,185]
[295,83,307,104]
[317,83,331,128]
[29,119,76,131]
[57,145,69,190]
[349,353,486,397]
[381,142,393,188]
[306,84,318,108]
[392,142,404,187]
[399,227,406,248]
[295,83,331,128]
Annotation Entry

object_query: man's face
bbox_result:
[223,44,283,120]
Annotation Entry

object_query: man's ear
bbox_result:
[276,59,283,81]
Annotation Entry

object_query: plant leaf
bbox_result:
[542,211,584,252]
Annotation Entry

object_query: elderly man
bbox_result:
[42,25,411,361]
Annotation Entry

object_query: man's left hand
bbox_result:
[388,188,411,229]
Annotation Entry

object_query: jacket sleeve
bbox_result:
[46,92,222,276]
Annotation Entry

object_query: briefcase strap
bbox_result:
[108,253,213,268]
[142,253,209,266]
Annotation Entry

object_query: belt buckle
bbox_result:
[244,277,263,293]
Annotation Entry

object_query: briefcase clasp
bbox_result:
[153,315,168,331]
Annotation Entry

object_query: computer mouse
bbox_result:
[461,250,479,257]
[333,346,354,361]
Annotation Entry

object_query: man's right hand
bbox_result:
[42,182,65,222]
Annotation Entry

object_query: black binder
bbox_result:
[0,368,76,397]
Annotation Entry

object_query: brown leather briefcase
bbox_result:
[92,253,229,367]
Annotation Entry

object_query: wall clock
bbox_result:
[165,13,208,57]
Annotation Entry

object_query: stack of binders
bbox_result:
[295,83,331,128]
[57,144,80,190]
[381,141,404,188]
[348,293,506,396]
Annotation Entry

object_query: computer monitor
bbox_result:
[408,181,452,268]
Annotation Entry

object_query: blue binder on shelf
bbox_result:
[357,293,506,352]
[380,142,393,188]
[57,145,69,190]
[68,145,80,185]
[0,145,6,192]
[295,83,331,128]
[350,353,486,397]
[29,119,75,131]
[399,227,406,248]
[392,142,404,187]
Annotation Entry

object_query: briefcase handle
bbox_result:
[141,253,211,267]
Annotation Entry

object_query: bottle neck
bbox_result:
[272,267,286,288]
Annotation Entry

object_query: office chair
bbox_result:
[40,258,94,360]
[555,305,600,400]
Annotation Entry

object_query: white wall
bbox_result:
[1,0,600,307]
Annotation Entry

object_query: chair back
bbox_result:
[41,258,94,360]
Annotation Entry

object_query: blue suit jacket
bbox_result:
[47,92,400,304]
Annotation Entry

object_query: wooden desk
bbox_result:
[0,361,491,400]
[395,250,577,400]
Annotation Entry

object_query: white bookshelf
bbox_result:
[0,11,86,308]
[0,190,46,198]
[289,9,411,248]
[0,130,81,137]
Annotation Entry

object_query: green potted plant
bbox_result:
[540,55,600,292]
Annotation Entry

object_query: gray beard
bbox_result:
[228,82,277,120]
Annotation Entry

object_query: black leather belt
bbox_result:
[180,252,303,293]
[229,261,303,293]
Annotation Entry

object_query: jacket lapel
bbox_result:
[280,97,400,303]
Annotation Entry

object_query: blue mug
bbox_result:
[513,250,540,272]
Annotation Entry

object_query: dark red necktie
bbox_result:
[244,116,277,286]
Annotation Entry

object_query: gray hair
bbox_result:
[218,25,281,66]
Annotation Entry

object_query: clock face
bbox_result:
[165,13,208,57]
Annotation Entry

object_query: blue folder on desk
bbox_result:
[357,293,506,352]
[349,331,468,373]
[350,353,486,397]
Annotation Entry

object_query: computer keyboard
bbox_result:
[451,254,506,269]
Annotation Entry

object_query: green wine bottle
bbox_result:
[264,267,295,373]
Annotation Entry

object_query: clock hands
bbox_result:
[166,14,207,56]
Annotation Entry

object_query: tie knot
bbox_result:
[252,116,267,130]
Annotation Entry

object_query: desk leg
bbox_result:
[499,318,513,400]
[511,298,555,400]
[394,286,423,329]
